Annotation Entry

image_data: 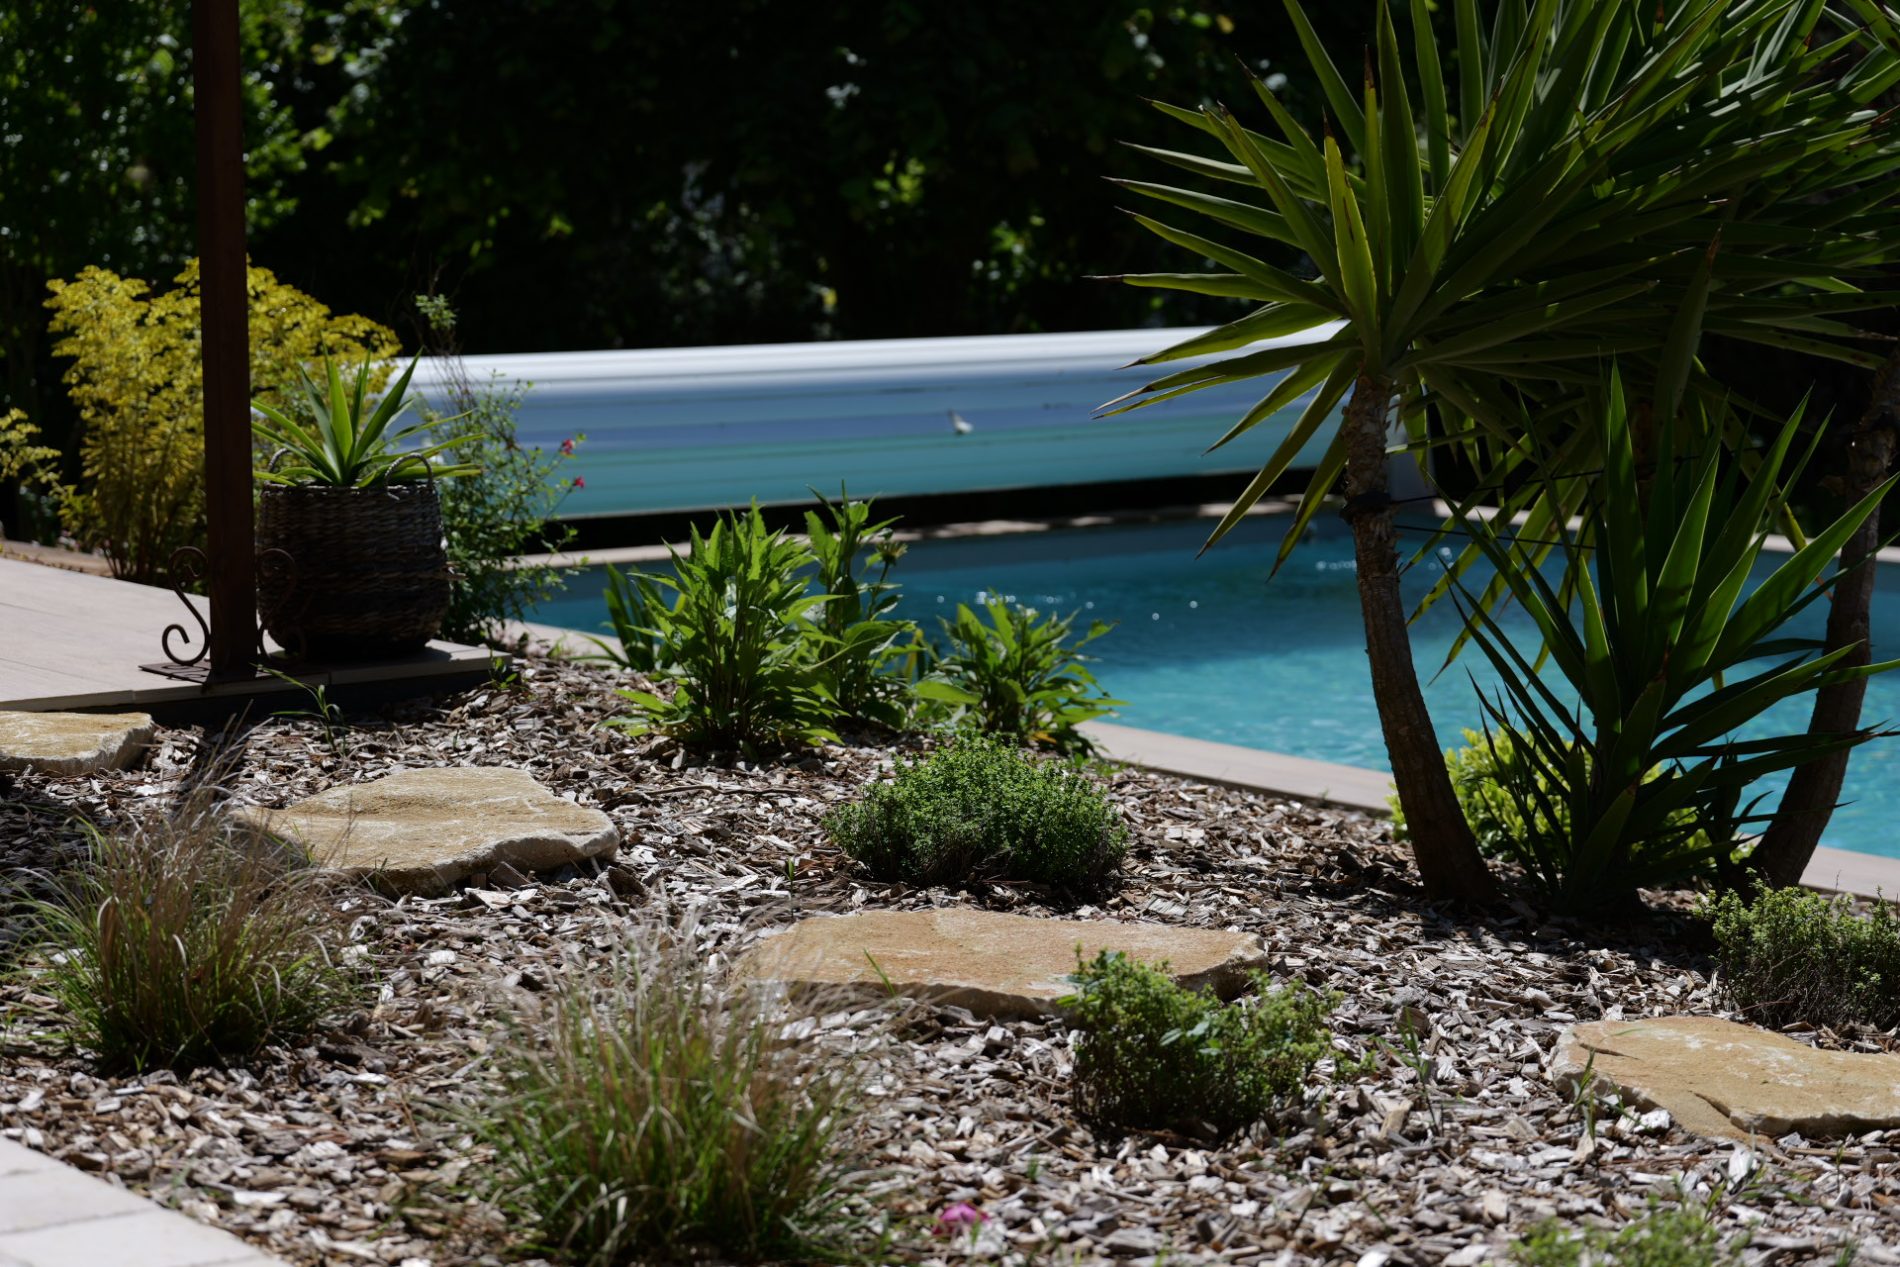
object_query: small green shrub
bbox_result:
[415,296,583,645]
[612,505,837,755]
[25,793,361,1074]
[802,487,917,731]
[475,923,866,1265]
[825,738,1128,895]
[1710,885,1900,1032]
[1061,950,1335,1136]
[918,596,1121,754]
[1515,1208,1746,1267]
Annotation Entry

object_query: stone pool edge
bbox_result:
[502,620,1900,901]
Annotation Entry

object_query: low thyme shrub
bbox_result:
[1062,950,1335,1137]
[475,922,867,1265]
[1514,1208,1746,1267]
[25,793,361,1074]
[1710,885,1900,1031]
[825,738,1127,895]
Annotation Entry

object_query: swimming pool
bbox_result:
[530,513,1900,860]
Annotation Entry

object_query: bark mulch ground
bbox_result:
[0,655,1893,1266]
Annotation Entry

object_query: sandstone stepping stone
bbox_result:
[0,710,155,775]
[1552,1015,1900,1141]
[734,907,1269,1019]
[242,766,618,897]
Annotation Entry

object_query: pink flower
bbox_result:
[935,1202,987,1236]
[571,476,585,489]
[560,437,575,454]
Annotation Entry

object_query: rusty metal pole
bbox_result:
[192,0,255,679]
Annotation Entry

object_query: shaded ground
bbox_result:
[0,656,1894,1265]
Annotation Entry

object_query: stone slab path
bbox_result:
[242,765,619,896]
[736,906,1270,1019]
[1552,1015,1900,1141]
[0,1137,282,1266]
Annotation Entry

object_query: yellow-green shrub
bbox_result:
[43,262,398,582]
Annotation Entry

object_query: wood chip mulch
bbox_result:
[0,655,1894,1266]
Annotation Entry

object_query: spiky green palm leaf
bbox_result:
[1111,0,1900,575]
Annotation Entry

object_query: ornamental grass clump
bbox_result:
[25,792,362,1074]
[1062,950,1335,1137]
[475,923,867,1265]
[825,737,1128,896]
[1710,886,1900,1033]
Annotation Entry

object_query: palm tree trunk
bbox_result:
[1748,355,1900,889]
[1342,374,1494,901]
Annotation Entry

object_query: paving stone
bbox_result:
[0,1207,277,1267]
[1551,1015,1900,1141]
[0,1165,149,1234]
[0,710,153,775]
[734,906,1270,1019]
[240,765,618,896]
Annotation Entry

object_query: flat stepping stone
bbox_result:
[0,710,154,775]
[243,766,618,897]
[735,907,1269,1019]
[1552,1016,1900,1141]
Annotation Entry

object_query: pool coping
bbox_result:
[504,619,1900,901]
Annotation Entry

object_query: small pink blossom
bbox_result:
[571,475,585,489]
[560,437,575,454]
[935,1202,987,1236]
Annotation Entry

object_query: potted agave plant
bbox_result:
[252,355,477,660]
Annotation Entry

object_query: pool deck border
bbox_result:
[0,1136,285,1267]
[507,618,1900,900]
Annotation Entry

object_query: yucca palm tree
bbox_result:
[1105,0,1900,899]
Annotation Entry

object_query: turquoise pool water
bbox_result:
[531,514,1900,860]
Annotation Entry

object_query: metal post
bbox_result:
[192,0,255,679]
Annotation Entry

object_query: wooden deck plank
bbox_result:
[0,557,490,715]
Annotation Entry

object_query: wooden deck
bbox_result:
[0,555,492,718]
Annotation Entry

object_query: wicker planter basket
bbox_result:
[256,482,451,661]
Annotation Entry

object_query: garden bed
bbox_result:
[0,655,1895,1266]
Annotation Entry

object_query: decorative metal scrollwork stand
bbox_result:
[143,544,300,683]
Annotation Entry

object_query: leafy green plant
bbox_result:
[612,506,837,754]
[592,563,672,673]
[42,261,400,582]
[474,919,868,1265]
[1390,729,1712,865]
[825,737,1128,896]
[1456,380,1898,910]
[411,298,583,645]
[919,596,1121,754]
[254,354,480,488]
[1061,949,1334,1137]
[1515,1207,1746,1267]
[803,487,917,731]
[1710,886,1900,1033]
[22,791,362,1074]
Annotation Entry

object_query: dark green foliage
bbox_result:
[1061,950,1334,1137]
[1389,729,1712,864]
[825,738,1127,896]
[417,297,583,646]
[1457,381,1896,910]
[475,924,865,1265]
[1710,886,1900,1033]
[595,563,671,674]
[24,794,362,1074]
[612,506,837,755]
[803,488,916,732]
[1515,1208,1746,1267]
[919,597,1121,754]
